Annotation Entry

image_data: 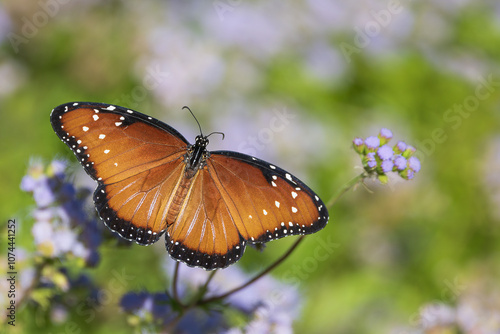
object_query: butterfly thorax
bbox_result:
[184,135,210,179]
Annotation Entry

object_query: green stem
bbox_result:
[172,261,184,308]
[326,172,366,209]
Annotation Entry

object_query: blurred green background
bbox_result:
[2,0,500,333]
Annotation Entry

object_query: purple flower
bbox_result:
[352,137,364,154]
[21,159,102,266]
[32,220,54,245]
[366,152,377,169]
[395,141,407,154]
[402,169,415,180]
[393,156,407,170]
[408,156,421,173]
[379,128,393,144]
[353,137,363,146]
[33,178,57,207]
[49,160,67,178]
[403,145,416,158]
[365,136,380,149]
[380,160,394,173]
[377,145,393,160]
[20,175,37,192]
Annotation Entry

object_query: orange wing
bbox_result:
[50,102,189,244]
[166,168,245,269]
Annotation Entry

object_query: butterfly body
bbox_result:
[50,102,329,270]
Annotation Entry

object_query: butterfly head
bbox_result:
[194,135,209,148]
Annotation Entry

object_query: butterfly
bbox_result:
[50,102,329,270]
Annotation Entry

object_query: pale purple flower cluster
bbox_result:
[20,159,101,266]
[353,128,421,183]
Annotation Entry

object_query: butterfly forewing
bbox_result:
[50,102,190,244]
[208,152,329,243]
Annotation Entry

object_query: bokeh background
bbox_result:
[1,0,500,333]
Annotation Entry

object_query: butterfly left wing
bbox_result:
[50,102,190,244]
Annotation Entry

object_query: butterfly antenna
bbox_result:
[182,106,204,137]
[207,131,225,141]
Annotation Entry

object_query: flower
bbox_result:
[354,129,421,183]
[365,152,377,169]
[379,128,393,144]
[377,145,394,160]
[393,156,407,170]
[365,136,380,149]
[408,156,421,173]
[380,160,394,173]
[21,159,102,266]
[395,141,407,154]
[352,137,365,154]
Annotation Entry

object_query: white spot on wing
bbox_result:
[127,110,133,114]
[270,165,276,169]
[106,105,116,110]
[104,149,110,154]
[286,173,292,181]
[99,134,106,139]
[115,122,122,126]
[271,181,277,187]
[291,206,298,213]
[291,191,298,199]
[275,201,280,208]
[93,115,99,121]
[77,140,82,144]
[263,209,268,215]
[82,126,89,132]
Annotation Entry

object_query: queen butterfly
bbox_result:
[50,102,329,270]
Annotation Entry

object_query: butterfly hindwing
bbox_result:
[165,168,246,269]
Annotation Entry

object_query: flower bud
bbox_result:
[352,137,365,154]
[365,136,380,150]
[379,128,393,145]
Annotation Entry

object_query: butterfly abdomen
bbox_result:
[165,170,197,225]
